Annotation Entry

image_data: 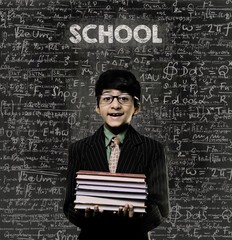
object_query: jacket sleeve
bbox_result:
[142,140,170,231]
[63,142,88,228]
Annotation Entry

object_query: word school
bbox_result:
[69,24,162,44]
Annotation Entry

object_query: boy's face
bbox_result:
[95,89,140,130]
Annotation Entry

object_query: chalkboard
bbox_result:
[0,0,232,239]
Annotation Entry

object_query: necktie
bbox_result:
[108,136,120,173]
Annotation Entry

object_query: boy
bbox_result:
[63,69,170,240]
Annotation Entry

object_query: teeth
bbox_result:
[110,113,122,116]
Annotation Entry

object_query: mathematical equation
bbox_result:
[0,0,232,239]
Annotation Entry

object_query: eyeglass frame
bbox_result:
[97,93,139,106]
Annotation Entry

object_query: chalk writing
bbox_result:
[0,0,231,240]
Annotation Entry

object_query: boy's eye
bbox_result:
[102,96,112,102]
[118,96,129,102]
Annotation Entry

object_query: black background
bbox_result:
[0,0,232,239]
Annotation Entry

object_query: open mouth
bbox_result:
[108,113,123,117]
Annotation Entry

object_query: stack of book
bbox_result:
[74,170,147,213]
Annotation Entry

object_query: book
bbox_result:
[74,203,146,213]
[74,195,145,208]
[76,170,146,183]
[76,189,147,199]
[76,179,147,189]
[77,170,146,179]
[74,170,147,212]
[77,184,147,193]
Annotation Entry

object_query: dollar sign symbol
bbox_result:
[163,62,178,81]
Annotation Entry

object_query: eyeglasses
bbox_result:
[98,94,138,105]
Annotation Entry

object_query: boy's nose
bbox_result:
[111,98,121,107]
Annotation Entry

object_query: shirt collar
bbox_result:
[104,126,127,147]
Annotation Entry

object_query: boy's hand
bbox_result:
[84,204,136,218]
[117,204,134,218]
[84,205,103,218]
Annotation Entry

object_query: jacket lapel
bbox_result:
[117,126,143,173]
[84,126,109,171]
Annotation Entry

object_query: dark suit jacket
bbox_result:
[63,125,170,240]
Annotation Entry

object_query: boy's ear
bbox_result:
[133,105,141,115]
[95,105,100,114]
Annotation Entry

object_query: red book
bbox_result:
[76,170,146,183]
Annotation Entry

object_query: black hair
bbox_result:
[95,69,141,107]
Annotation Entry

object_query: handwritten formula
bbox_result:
[0,0,232,239]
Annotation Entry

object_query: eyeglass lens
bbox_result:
[100,94,132,104]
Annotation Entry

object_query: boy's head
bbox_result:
[95,69,141,107]
[95,69,141,132]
